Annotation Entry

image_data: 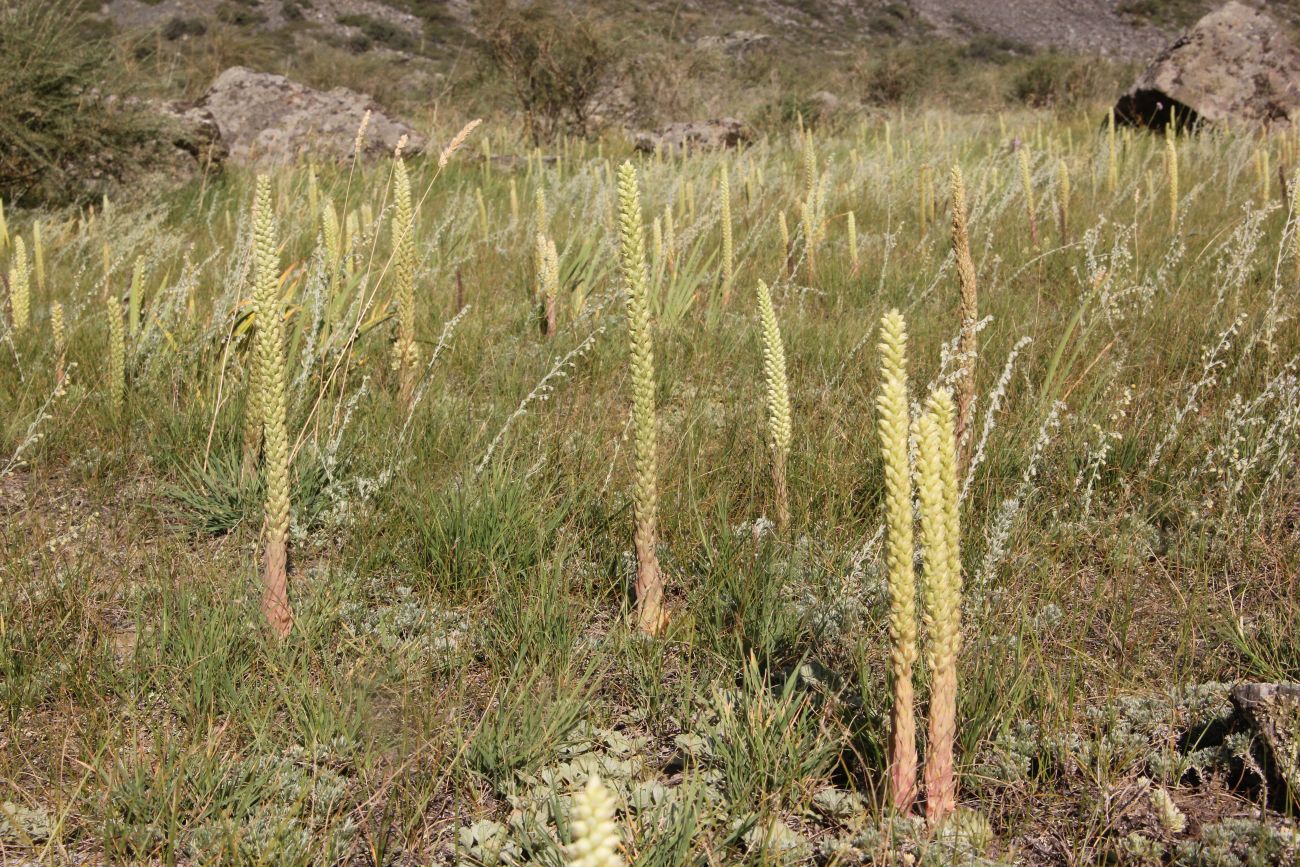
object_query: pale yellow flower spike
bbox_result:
[252,175,294,638]
[391,154,419,402]
[876,309,918,813]
[756,279,792,530]
[566,777,624,867]
[616,161,666,636]
[917,388,962,828]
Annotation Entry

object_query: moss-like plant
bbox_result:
[876,308,918,813]
[756,279,792,530]
[616,161,666,636]
[251,175,294,637]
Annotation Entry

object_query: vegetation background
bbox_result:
[2,0,1300,864]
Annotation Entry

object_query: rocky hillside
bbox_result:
[99,0,1229,62]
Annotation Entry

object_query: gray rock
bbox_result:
[194,66,425,164]
[1114,2,1300,130]
[1230,682,1300,801]
[633,119,749,154]
[694,30,772,56]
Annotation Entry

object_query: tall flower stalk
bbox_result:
[916,389,962,827]
[51,301,65,383]
[251,175,294,637]
[756,280,792,530]
[1019,146,1038,249]
[106,293,125,411]
[949,167,978,466]
[616,161,666,636]
[9,235,29,332]
[877,309,918,813]
[391,152,419,403]
[720,165,734,304]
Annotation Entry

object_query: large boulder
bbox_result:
[633,119,748,154]
[1114,2,1300,130]
[194,67,425,164]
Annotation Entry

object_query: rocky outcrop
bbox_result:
[1114,2,1300,130]
[633,119,749,154]
[193,67,425,164]
[1231,683,1300,802]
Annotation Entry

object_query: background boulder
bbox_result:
[194,67,425,164]
[1114,2,1300,130]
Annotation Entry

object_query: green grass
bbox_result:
[1,109,1299,863]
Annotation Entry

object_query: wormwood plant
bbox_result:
[755,280,792,530]
[8,234,28,331]
[616,161,666,636]
[251,175,294,637]
[876,309,918,812]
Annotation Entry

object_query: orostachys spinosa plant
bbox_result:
[566,777,624,867]
[916,388,962,828]
[252,175,295,637]
[756,279,792,530]
[616,160,667,636]
[876,308,919,813]
[9,234,29,332]
[391,147,419,402]
[106,291,126,412]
